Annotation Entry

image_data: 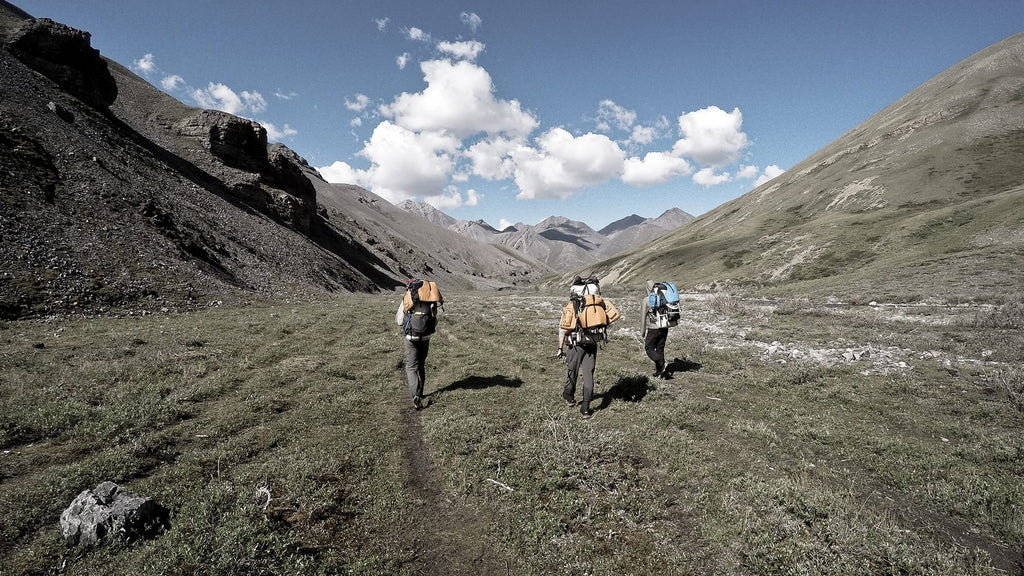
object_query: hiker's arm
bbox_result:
[557,330,566,357]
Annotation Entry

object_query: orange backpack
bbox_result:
[562,290,620,345]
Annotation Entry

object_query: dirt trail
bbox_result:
[399,404,510,575]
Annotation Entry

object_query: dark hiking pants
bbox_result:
[404,338,430,399]
[645,327,667,374]
[564,343,597,413]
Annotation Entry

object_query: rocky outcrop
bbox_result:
[59,481,169,545]
[3,16,116,110]
[177,109,268,171]
[266,143,317,231]
[174,110,317,232]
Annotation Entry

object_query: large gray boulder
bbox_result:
[59,481,169,545]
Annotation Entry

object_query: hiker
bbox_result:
[396,279,443,409]
[558,276,620,419]
[643,280,681,379]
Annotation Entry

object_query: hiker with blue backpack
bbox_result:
[643,281,681,379]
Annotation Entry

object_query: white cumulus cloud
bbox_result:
[693,167,732,187]
[191,83,266,116]
[161,74,184,91]
[424,186,481,210]
[465,136,521,180]
[629,124,657,146]
[736,164,760,179]
[672,106,749,167]
[438,40,485,62]
[596,100,637,133]
[357,121,461,203]
[261,121,297,141]
[317,161,364,186]
[133,53,156,74]
[406,27,430,43]
[622,152,692,187]
[753,164,785,187]
[512,128,625,200]
[345,93,371,112]
[383,59,538,139]
[241,91,267,113]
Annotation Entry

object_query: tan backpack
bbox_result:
[561,278,620,344]
[401,279,443,339]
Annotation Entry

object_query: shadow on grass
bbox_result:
[665,356,702,374]
[435,375,524,394]
[595,375,651,411]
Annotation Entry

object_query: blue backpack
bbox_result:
[647,281,680,327]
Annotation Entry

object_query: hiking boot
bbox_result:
[562,394,576,407]
[580,411,593,420]
[659,372,673,380]
[413,396,423,410]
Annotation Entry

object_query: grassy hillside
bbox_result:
[2,293,1023,575]
[564,33,1024,304]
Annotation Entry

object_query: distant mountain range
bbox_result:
[398,201,694,269]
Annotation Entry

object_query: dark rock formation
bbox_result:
[4,16,116,109]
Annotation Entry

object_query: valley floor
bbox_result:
[1,291,1022,575]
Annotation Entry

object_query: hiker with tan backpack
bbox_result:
[395,278,443,409]
[557,276,620,419]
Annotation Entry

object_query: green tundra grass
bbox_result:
[1,291,1022,575]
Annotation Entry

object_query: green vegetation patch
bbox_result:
[2,292,1022,574]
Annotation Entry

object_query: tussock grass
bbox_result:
[2,291,1022,575]
[706,292,746,317]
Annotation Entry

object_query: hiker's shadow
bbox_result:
[595,375,651,411]
[434,375,524,394]
[665,357,702,374]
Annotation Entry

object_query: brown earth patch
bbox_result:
[398,404,511,575]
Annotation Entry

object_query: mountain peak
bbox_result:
[598,214,645,236]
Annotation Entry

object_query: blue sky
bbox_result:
[15,0,1024,230]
